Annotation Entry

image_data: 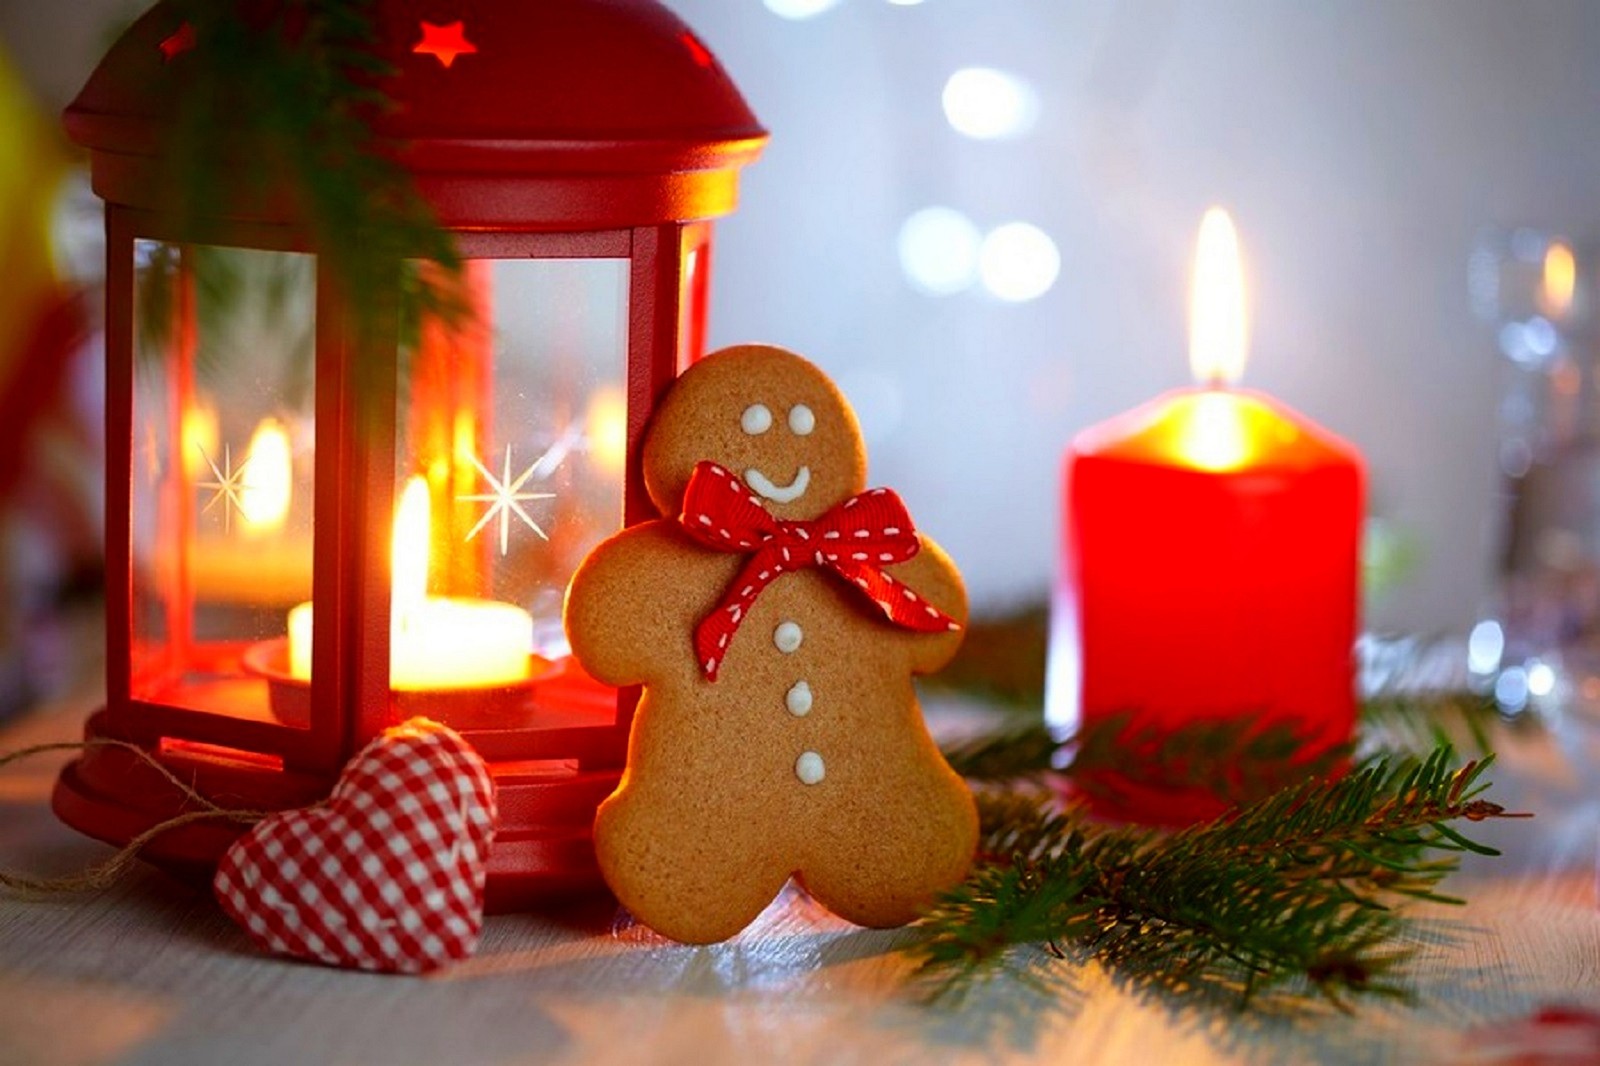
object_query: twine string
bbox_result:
[0,739,230,810]
[0,738,281,897]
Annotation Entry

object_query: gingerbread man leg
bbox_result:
[795,762,978,929]
[595,781,793,944]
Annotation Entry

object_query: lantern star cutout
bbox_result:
[458,444,558,556]
[196,444,254,532]
[413,20,478,69]
[158,22,196,63]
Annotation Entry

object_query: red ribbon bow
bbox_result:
[679,461,960,680]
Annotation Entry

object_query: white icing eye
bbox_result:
[741,404,773,435]
[788,404,815,436]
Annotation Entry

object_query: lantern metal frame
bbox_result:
[52,0,764,907]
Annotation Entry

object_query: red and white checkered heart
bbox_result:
[214,718,497,974]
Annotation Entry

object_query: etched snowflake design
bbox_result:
[456,429,580,555]
[196,443,253,531]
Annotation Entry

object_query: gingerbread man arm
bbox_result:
[888,532,969,675]
[563,522,690,686]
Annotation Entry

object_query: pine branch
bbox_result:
[1359,688,1511,758]
[940,691,1504,796]
[941,711,1348,809]
[940,719,1060,781]
[147,0,467,354]
[911,748,1526,1009]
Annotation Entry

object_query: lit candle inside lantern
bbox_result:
[1048,208,1364,822]
[288,476,534,689]
[181,413,313,604]
[238,417,293,534]
[179,400,219,482]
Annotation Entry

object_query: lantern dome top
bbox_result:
[66,0,768,179]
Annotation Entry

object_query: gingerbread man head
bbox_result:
[642,344,868,523]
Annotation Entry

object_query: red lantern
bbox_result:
[52,0,766,907]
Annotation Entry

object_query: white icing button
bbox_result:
[795,751,825,785]
[741,403,773,435]
[785,680,813,717]
[773,621,803,654]
[788,403,815,435]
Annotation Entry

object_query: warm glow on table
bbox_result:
[1053,207,1364,822]
[287,476,533,689]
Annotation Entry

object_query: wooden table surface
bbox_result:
[4,672,1600,1066]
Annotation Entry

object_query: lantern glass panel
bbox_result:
[129,241,317,723]
[390,256,629,707]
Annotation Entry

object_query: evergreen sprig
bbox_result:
[941,690,1510,795]
[148,0,465,350]
[1359,688,1510,758]
[943,712,1349,809]
[912,748,1525,1010]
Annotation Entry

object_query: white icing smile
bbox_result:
[746,465,810,504]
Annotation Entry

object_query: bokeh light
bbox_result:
[1527,659,1556,697]
[898,206,982,296]
[1494,665,1529,712]
[978,222,1060,302]
[1467,619,1505,675]
[762,0,843,19]
[941,67,1040,140]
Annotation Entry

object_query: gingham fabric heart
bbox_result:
[214,718,497,974]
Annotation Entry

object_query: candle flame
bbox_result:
[393,475,431,615]
[1189,207,1248,387]
[240,418,293,533]
[1541,240,1576,320]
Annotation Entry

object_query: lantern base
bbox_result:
[51,705,623,913]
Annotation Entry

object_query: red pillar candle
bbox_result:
[1047,209,1364,823]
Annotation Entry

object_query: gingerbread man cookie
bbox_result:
[564,344,977,944]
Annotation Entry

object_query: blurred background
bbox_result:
[6,0,1600,715]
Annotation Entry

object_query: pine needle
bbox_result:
[145,0,467,354]
[912,746,1526,1009]
[942,711,1348,809]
